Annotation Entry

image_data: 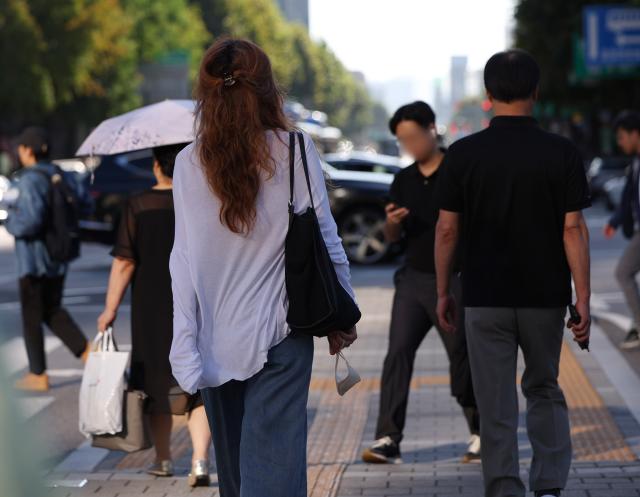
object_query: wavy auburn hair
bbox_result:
[194,38,290,234]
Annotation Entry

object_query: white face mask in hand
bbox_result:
[335,351,361,396]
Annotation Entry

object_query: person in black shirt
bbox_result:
[435,50,591,497]
[362,102,480,465]
[97,144,212,486]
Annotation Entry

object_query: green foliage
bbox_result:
[0,0,139,120]
[220,0,297,89]
[0,0,379,143]
[0,0,54,116]
[193,0,377,134]
[1,0,209,135]
[122,0,210,80]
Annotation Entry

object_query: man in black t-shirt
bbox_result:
[435,51,591,497]
[361,101,480,465]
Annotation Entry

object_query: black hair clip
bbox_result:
[223,73,236,87]
[221,42,236,87]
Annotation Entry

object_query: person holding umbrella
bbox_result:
[97,143,212,486]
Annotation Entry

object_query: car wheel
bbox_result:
[338,206,389,265]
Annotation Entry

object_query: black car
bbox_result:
[79,151,398,264]
[324,151,406,175]
[326,166,399,264]
[587,156,631,209]
[79,150,157,243]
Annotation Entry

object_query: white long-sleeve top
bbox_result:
[169,130,356,393]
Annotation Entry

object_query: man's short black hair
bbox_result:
[614,110,640,133]
[17,126,50,160]
[484,49,540,103]
[389,101,436,135]
[152,143,189,179]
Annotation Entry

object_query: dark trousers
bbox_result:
[201,333,314,497]
[376,267,479,445]
[465,307,571,497]
[19,275,87,375]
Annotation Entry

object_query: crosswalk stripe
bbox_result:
[0,301,20,311]
[594,310,633,331]
[1,336,62,375]
[0,302,130,312]
[61,296,92,305]
[47,368,84,378]
[0,333,130,378]
[63,287,107,296]
[17,396,55,419]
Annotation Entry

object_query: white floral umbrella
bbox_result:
[76,99,196,156]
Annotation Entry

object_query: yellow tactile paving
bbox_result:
[114,339,636,492]
[559,342,636,462]
[309,374,450,392]
[307,381,374,497]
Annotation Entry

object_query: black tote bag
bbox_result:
[285,132,361,337]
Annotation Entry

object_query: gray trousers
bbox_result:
[201,332,314,497]
[465,308,572,497]
[615,231,640,328]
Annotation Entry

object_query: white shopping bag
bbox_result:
[79,328,130,437]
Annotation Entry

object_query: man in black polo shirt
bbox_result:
[362,101,480,465]
[435,50,591,497]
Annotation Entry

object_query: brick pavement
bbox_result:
[45,283,640,496]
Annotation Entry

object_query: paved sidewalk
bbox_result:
[45,277,640,497]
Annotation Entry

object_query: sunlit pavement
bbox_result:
[2,204,640,496]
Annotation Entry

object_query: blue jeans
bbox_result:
[201,332,314,497]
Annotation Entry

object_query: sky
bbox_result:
[309,0,516,106]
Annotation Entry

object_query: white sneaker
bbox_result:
[462,434,481,463]
[621,329,640,349]
[361,436,402,464]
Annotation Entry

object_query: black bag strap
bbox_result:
[288,131,316,214]
[31,165,68,191]
[297,132,315,211]
[288,132,295,215]
[29,168,55,206]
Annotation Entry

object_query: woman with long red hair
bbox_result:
[169,38,358,496]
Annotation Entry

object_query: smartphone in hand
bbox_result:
[568,304,590,351]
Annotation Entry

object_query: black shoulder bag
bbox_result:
[285,132,361,337]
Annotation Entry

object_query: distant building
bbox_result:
[450,56,468,108]
[369,79,416,114]
[466,69,485,99]
[433,78,449,125]
[276,0,309,28]
[351,71,366,85]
